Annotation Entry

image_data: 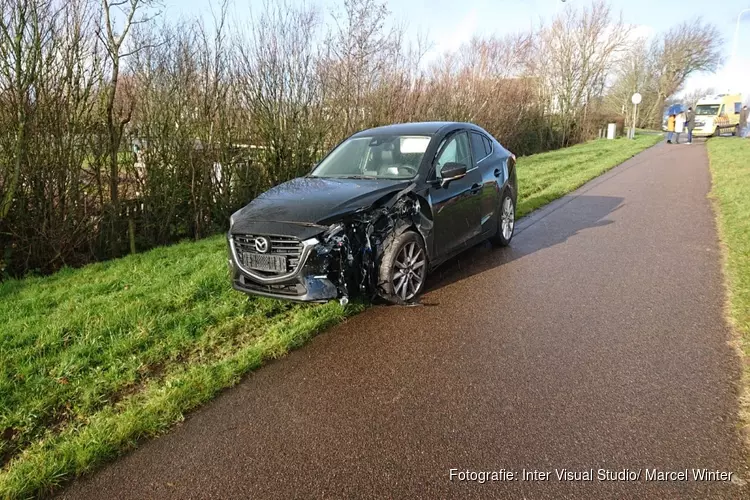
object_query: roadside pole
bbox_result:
[630,93,642,139]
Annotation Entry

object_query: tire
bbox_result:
[732,125,739,137]
[377,229,427,304]
[713,127,719,137]
[490,189,516,247]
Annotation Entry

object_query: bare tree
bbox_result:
[678,87,715,109]
[321,0,399,138]
[0,0,53,221]
[98,0,159,208]
[605,38,655,127]
[642,20,723,127]
[534,0,631,145]
[235,0,326,186]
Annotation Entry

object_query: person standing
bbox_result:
[667,114,675,143]
[674,111,685,144]
[685,107,695,144]
[740,105,749,138]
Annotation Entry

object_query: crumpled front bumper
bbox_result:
[227,234,339,302]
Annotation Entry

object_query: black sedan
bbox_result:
[228,122,517,304]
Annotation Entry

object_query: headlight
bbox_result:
[323,222,345,241]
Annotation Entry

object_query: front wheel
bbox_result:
[378,230,427,304]
[490,191,515,247]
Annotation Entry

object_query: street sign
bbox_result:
[631,93,642,105]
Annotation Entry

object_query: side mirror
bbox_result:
[439,162,467,187]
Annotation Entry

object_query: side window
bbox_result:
[719,104,725,116]
[735,102,742,114]
[470,132,487,163]
[435,132,471,177]
[482,136,493,156]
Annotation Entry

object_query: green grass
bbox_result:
[706,138,750,446]
[0,239,363,498]
[515,134,661,217]
[0,134,659,499]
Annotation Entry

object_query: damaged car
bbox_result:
[227,121,517,304]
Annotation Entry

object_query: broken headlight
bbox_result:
[323,222,345,241]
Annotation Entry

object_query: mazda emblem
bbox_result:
[254,237,269,253]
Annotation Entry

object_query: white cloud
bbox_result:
[438,8,478,53]
[627,24,655,43]
[421,8,478,65]
[681,54,750,99]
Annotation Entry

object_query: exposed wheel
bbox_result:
[490,190,515,247]
[378,230,427,303]
[732,125,739,137]
[713,127,720,137]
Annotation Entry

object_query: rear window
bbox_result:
[470,132,492,161]
[470,133,486,161]
[482,136,493,156]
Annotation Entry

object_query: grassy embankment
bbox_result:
[0,133,660,498]
[706,138,750,449]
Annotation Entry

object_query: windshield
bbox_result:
[695,104,720,116]
[310,135,431,180]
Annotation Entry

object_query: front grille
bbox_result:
[233,234,303,275]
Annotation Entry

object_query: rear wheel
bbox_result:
[490,190,515,247]
[378,230,427,304]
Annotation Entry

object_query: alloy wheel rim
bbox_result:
[393,241,426,301]
[501,196,514,240]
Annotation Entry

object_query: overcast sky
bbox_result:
[165,0,750,98]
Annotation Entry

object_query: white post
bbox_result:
[732,9,750,64]
[630,93,642,140]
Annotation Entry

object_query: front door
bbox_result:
[430,131,482,259]
[470,131,501,235]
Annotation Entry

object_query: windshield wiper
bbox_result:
[337,175,377,180]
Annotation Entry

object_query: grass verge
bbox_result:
[706,138,750,448]
[0,134,660,498]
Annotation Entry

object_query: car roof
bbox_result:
[697,94,742,104]
[351,121,478,137]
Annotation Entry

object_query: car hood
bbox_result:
[230,176,412,239]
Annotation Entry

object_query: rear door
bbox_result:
[430,131,482,259]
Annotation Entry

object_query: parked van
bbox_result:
[692,93,744,137]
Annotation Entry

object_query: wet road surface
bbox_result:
[62,142,749,499]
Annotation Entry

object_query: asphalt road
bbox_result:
[61,141,749,499]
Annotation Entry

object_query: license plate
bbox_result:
[242,252,287,273]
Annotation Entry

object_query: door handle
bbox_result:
[471,183,481,194]
[494,168,501,177]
